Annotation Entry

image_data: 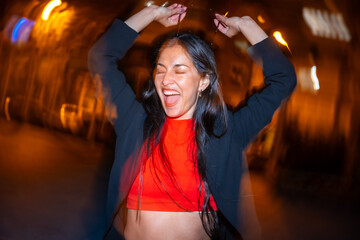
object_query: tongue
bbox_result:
[164,95,180,107]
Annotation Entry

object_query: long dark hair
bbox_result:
[141,33,228,237]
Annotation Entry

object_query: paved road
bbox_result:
[0,118,359,240]
[0,118,113,240]
[250,172,360,240]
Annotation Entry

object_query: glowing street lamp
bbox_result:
[41,0,62,21]
[273,31,292,54]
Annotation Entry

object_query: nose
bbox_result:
[161,71,175,86]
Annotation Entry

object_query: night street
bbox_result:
[1,0,360,239]
[0,118,359,240]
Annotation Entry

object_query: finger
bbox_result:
[213,19,228,34]
[168,15,179,23]
[213,18,227,29]
[179,11,187,22]
[171,5,186,16]
[168,11,186,24]
[167,3,178,10]
[168,6,186,18]
[218,25,229,34]
[215,13,228,25]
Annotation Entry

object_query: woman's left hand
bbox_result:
[214,13,268,45]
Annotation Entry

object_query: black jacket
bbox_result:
[88,19,297,240]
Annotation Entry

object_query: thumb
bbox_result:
[215,13,228,24]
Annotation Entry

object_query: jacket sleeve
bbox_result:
[233,37,297,145]
[88,19,145,134]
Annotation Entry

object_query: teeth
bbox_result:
[163,90,179,96]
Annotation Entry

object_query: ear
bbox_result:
[199,74,210,92]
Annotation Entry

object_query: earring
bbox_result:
[198,90,202,98]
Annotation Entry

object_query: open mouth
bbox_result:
[163,89,180,107]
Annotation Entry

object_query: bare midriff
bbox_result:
[123,209,210,240]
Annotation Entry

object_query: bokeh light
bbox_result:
[41,0,62,21]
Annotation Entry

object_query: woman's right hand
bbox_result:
[153,3,187,27]
[125,3,186,33]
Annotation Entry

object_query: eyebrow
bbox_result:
[174,64,190,68]
[156,63,190,68]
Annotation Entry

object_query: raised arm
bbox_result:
[88,4,187,133]
[125,3,186,32]
[214,13,297,144]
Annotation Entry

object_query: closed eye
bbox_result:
[155,67,166,75]
[156,63,166,74]
[174,65,188,75]
[156,70,165,74]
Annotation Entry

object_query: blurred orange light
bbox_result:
[273,31,292,54]
[41,0,62,21]
[60,103,79,132]
[273,31,287,45]
[5,97,11,121]
[257,15,266,23]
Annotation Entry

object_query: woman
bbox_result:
[88,3,296,240]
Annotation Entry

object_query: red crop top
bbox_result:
[126,118,217,212]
